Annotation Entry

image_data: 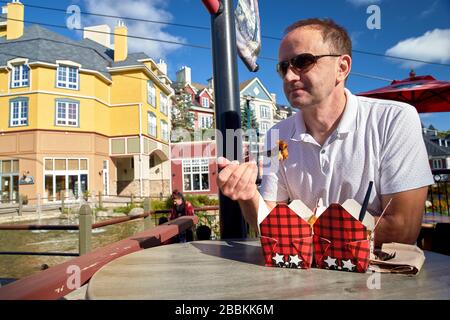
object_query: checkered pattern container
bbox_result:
[259,202,371,273]
[313,204,370,273]
[259,204,313,269]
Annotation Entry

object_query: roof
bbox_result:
[191,82,207,91]
[423,134,450,157]
[0,24,155,80]
[239,78,254,91]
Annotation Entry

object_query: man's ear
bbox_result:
[337,55,352,83]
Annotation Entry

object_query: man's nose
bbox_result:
[283,64,301,82]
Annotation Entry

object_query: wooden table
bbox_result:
[87,240,450,300]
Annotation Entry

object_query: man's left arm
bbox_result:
[374,186,428,247]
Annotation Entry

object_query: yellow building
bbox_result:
[0,1,172,203]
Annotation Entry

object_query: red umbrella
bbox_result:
[358,71,450,113]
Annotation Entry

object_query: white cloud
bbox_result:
[346,0,381,6]
[385,29,450,69]
[420,0,439,18]
[82,0,186,60]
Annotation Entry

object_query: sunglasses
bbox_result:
[276,53,342,78]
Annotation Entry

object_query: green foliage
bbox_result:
[171,93,195,135]
[151,199,170,210]
[436,129,450,139]
[184,194,219,207]
[113,203,140,215]
[241,103,258,131]
[93,206,107,213]
[83,190,91,201]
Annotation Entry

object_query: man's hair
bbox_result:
[284,18,352,57]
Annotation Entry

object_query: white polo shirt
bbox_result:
[260,88,434,215]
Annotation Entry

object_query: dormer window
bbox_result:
[11,63,29,88]
[201,97,209,108]
[57,65,79,90]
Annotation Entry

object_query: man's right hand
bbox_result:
[217,157,258,201]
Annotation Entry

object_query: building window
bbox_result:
[56,100,79,127]
[161,120,169,142]
[200,116,213,129]
[43,158,88,201]
[10,99,28,127]
[182,158,209,191]
[0,159,20,203]
[57,65,79,89]
[260,105,270,119]
[148,112,157,137]
[260,121,270,134]
[201,97,209,108]
[432,159,443,169]
[160,93,169,115]
[147,81,156,107]
[11,64,29,88]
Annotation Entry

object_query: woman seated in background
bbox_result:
[169,190,195,242]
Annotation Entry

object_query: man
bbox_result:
[217,18,433,247]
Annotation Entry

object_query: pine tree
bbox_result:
[241,103,258,131]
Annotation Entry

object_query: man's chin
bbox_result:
[289,97,311,109]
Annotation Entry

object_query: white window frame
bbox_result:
[161,120,169,142]
[160,92,169,115]
[56,65,79,90]
[11,63,30,88]
[182,158,210,192]
[43,158,89,202]
[260,121,270,134]
[147,81,156,107]
[10,99,28,127]
[260,105,270,119]
[56,100,79,127]
[201,97,209,108]
[433,159,443,169]
[148,112,157,137]
[200,115,213,129]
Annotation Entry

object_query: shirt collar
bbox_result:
[290,88,358,142]
[336,88,358,135]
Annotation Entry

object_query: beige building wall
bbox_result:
[0,131,116,203]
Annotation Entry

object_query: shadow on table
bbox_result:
[191,239,265,266]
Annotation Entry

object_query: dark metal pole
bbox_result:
[209,0,246,239]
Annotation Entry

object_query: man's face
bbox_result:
[278,27,340,109]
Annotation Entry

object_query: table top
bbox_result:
[87,240,450,300]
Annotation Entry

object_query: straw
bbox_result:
[359,181,373,222]
[373,198,392,231]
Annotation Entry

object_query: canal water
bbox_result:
[0,216,157,279]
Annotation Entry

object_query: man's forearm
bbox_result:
[374,214,421,247]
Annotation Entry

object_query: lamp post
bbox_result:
[256,127,261,185]
[202,0,246,239]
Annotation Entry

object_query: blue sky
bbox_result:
[14,0,450,130]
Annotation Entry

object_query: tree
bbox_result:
[171,93,195,132]
[241,102,258,131]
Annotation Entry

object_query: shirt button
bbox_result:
[321,149,326,154]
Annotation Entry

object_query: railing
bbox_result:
[0,215,198,300]
[0,201,219,257]
[427,169,450,216]
[0,191,170,216]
